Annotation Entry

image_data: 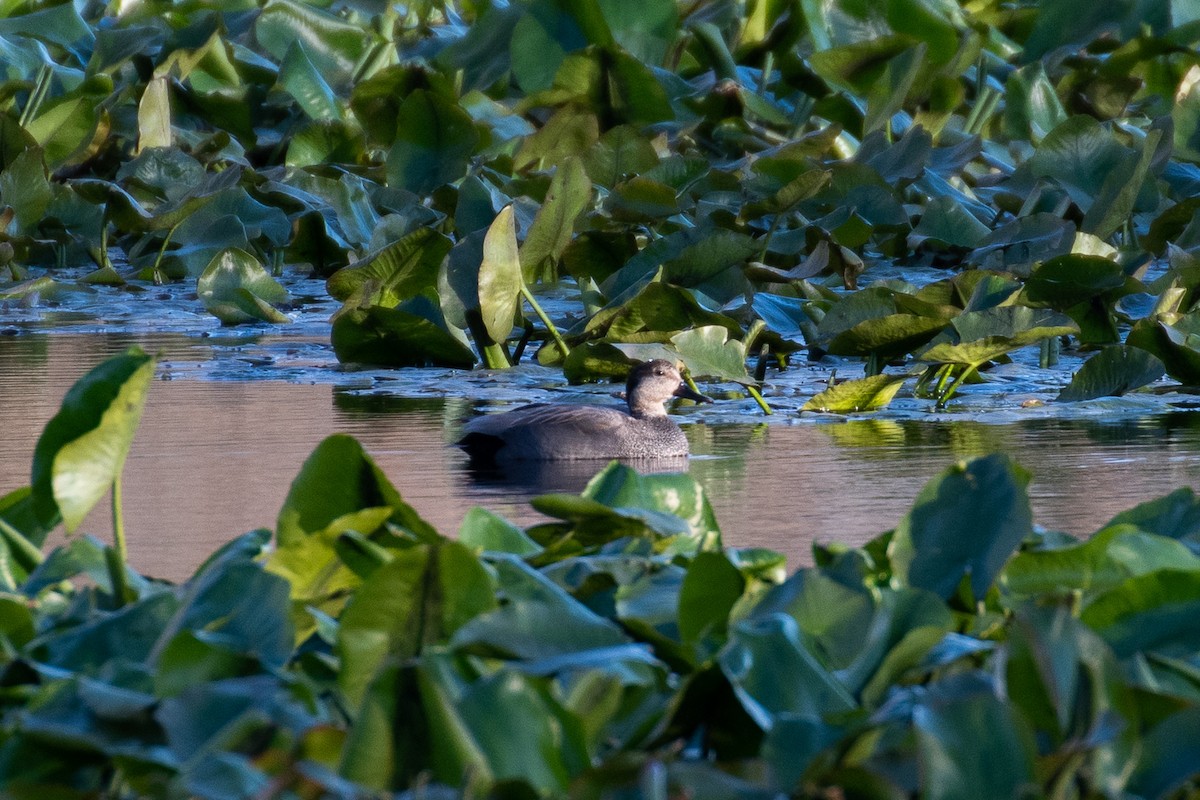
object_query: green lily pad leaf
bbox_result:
[1081,569,1200,658]
[254,0,372,89]
[331,299,477,369]
[0,276,58,301]
[26,76,111,169]
[1129,707,1200,799]
[452,555,630,659]
[326,228,452,303]
[826,313,950,359]
[815,286,896,344]
[914,680,1036,798]
[286,118,365,167]
[562,341,633,384]
[1057,345,1165,402]
[910,196,990,249]
[1082,127,1161,241]
[1127,314,1200,385]
[338,542,496,710]
[515,105,600,172]
[31,347,156,532]
[197,248,290,325]
[277,39,344,122]
[1023,253,1127,307]
[386,90,478,193]
[1003,62,1068,142]
[919,307,1078,367]
[968,213,1076,274]
[590,281,741,341]
[719,614,857,727]
[479,205,524,344]
[890,454,1033,601]
[275,434,435,548]
[751,293,817,344]
[670,326,750,383]
[580,461,721,545]
[421,664,589,794]
[79,265,125,286]
[0,148,52,235]
[459,508,543,556]
[803,374,908,413]
[519,157,591,280]
[137,76,171,152]
[1105,487,1200,542]
[583,125,659,187]
[678,551,745,649]
[0,485,54,550]
[1030,116,1127,208]
[607,175,679,220]
[1004,524,1200,598]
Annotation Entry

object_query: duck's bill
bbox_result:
[674,382,714,403]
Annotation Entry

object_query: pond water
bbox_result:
[4,330,1200,581]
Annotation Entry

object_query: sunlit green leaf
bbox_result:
[197,248,290,325]
[803,373,908,413]
[31,348,156,532]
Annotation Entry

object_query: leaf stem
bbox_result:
[520,285,571,358]
[745,383,773,415]
[936,364,978,408]
[108,476,130,606]
[19,65,52,128]
[151,221,182,285]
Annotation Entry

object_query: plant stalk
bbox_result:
[108,476,130,606]
[521,285,571,358]
[937,364,978,408]
[746,383,772,415]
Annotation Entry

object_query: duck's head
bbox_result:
[626,359,712,418]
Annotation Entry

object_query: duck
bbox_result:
[458,359,712,462]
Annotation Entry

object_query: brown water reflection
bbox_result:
[3,334,1200,580]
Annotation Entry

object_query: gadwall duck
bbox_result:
[459,360,712,461]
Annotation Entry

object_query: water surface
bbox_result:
[4,333,1199,580]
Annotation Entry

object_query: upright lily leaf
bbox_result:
[914,679,1036,799]
[31,348,156,532]
[197,248,290,325]
[137,76,171,152]
[890,455,1033,600]
[1057,346,1165,401]
[326,228,453,303]
[519,157,591,280]
[276,434,435,547]
[254,0,372,89]
[278,40,344,122]
[386,90,478,194]
[479,205,524,344]
[338,543,496,710]
[670,326,750,384]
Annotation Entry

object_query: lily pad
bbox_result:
[31,347,156,531]
[803,374,908,413]
[1057,346,1165,402]
[197,248,290,325]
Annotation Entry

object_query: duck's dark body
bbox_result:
[458,360,710,462]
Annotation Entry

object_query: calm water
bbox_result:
[3,333,1200,580]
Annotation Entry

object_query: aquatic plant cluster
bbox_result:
[2,1,1200,409]
[5,348,1200,797]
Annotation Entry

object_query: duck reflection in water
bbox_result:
[457,360,711,488]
